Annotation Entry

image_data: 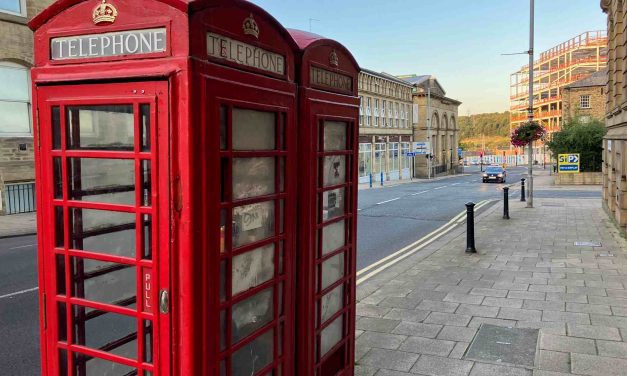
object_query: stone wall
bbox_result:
[555,172,603,185]
[562,85,606,122]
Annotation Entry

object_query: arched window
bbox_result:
[0,62,32,136]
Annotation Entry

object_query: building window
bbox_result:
[374,99,379,127]
[381,100,386,126]
[374,143,386,174]
[580,95,591,109]
[389,142,399,172]
[359,143,372,178]
[359,96,363,126]
[401,142,410,170]
[0,62,32,137]
[0,0,26,16]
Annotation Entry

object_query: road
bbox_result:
[0,164,602,373]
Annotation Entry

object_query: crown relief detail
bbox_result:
[243,13,260,39]
[93,0,118,25]
[329,50,339,68]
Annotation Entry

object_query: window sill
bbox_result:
[0,12,28,25]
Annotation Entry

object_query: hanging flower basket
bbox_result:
[511,121,546,147]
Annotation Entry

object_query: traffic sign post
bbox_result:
[558,153,580,173]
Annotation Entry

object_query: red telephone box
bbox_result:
[290,30,360,376]
[30,1,357,375]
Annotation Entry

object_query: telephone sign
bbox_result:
[558,153,580,173]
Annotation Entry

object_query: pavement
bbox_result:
[0,211,36,238]
[354,171,627,376]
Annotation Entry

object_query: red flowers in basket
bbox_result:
[511,121,546,147]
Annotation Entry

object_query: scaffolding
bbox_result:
[509,31,607,135]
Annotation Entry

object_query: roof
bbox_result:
[360,68,413,87]
[565,69,607,89]
[398,74,446,96]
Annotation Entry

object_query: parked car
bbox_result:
[482,166,507,183]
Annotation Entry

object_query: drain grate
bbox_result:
[464,324,539,367]
[575,241,602,247]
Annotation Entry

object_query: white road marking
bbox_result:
[411,191,429,196]
[8,244,36,250]
[451,183,461,186]
[376,197,400,205]
[434,186,447,190]
[0,287,38,300]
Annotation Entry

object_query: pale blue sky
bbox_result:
[250,0,607,115]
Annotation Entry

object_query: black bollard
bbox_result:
[503,187,510,220]
[465,202,477,253]
[520,178,526,202]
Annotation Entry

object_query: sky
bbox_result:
[249,0,607,115]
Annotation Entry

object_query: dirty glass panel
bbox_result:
[319,284,343,324]
[70,208,136,258]
[56,254,66,295]
[232,158,275,199]
[324,121,347,151]
[71,257,136,308]
[232,201,275,248]
[142,160,151,207]
[140,104,151,152]
[220,105,227,150]
[142,214,152,260]
[143,320,153,364]
[232,108,275,150]
[232,288,273,343]
[320,315,343,357]
[321,220,345,255]
[232,243,275,295]
[322,156,346,187]
[232,329,274,376]
[220,310,226,350]
[73,306,137,359]
[68,158,135,205]
[55,206,64,248]
[66,105,134,150]
[52,106,62,149]
[320,188,345,222]
[320,253,344,291]
[57,302,67,342]
[54,157,63,199]
[59,349,68,375]
[73,353,136,376]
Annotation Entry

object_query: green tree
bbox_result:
[546,117,606,172]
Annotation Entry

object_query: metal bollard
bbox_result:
[520,178,526,202]
[503,187,510,220]
[380,172,384,186]
[465,202,477,253]
[369,173,373,188]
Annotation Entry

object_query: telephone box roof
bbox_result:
[287,28,359,70]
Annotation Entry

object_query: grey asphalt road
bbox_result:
[357,165,531,270]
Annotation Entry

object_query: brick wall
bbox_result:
[562,86,606,122]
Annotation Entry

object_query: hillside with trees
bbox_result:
[458,111,511,151]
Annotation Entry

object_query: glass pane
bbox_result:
[220,310,226,350]
[70,208,136,258]
[143,320,153,364]
[54,158,63,199]
[232,201,275,248]
[232,158,275,199]
[142,214,152,260]
[0,101,30,134]
[321,188,345,222]
[0,65,28,101]
[321,220,345,255]
[232,108,275,150]
[58,302,67,341]
[220,209,226,253]
[322,156,346,187]
[232,243,275,295]
[279,158,285,192]
[320,315,343,357]
[140,104,151,152]
[66,105,134,150]
[321,253,344,291]
[52,106,61,149]
[320,284,343,324]
[73,353,136,376]
[68,158,135,205]
[219,259,227,302]
[324,121,347,151]
[59,349,68,375]
[56,254,66,295]
[72,258,136,308]
[73,306,137,359]
[232,288,273,343]
[142,160,151,206]
[232,329,274,376]
[220,105,227,150]
[55,206,64,248]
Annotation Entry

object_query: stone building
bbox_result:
[358,69,414,184]
[0,0,53,214]
[601,0,627,231]
[562,70,607,123]
[399,75,461,178]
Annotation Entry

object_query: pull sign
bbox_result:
[159,290,169,314]
[143,268,153,313]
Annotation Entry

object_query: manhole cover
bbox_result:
[464,324,539,367]
[575,241,602,247]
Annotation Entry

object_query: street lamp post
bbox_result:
[427,85,432,179]
[526,0,535,208]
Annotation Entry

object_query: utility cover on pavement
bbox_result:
[574,241,602,247]
[464,324,539,367]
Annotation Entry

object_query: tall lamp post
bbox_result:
[427,86,432,179]
[526,0,535,208]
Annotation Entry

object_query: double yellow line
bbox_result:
[356,199,494,285]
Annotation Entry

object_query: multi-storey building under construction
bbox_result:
[509,31,608,136]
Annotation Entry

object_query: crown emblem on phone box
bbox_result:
[243,13,260,38]
[93,0,118,25]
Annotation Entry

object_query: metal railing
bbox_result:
[4,182,36,215]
